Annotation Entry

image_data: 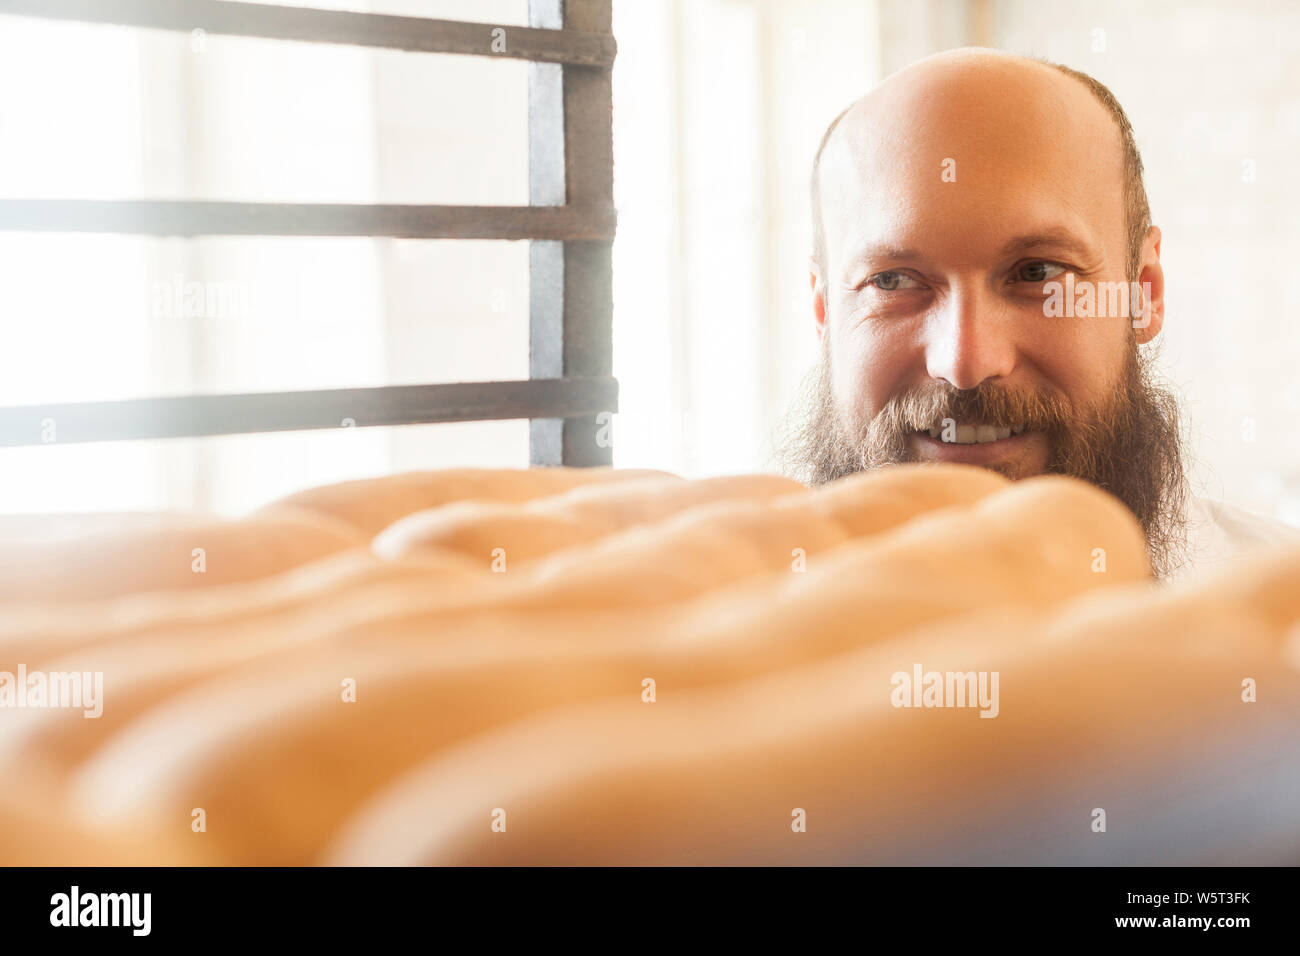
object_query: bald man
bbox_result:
[782,48,1299,581]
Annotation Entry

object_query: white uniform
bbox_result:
[1168,496,1300,582]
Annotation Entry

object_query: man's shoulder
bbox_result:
[1176,495,1300,581]
[1188,496,1300,548]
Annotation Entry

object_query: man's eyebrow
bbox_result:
[850,244,924,264]
[839,244,925,285]
[999,231,1097,259]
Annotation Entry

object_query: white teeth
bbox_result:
[932,423,1019,444]
[1011,424,1025,435]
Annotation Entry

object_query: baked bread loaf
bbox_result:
[0,467,673,605]
[0,774,208,865]
[61,474,1148,864]
[355,463,1015,627]
[324,548,1299,865]
[373,473,804,565]
[0,464,1005,666]
[257,466,676,538]
[0,510,364,603]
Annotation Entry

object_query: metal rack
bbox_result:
[0,0,618,466]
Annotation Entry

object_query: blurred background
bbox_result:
[1,0,1297,524]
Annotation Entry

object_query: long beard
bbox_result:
[778,336,1190,580]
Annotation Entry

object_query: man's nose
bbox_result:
[923,291,1018,390]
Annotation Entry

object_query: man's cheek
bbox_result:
[832,335,899,423]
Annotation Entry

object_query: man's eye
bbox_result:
[869,271,919,291]
[1017,261,1067,282]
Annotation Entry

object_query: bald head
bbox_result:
[811,49,1149,286]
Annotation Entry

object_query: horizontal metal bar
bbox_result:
[0,378,619,447]
[0,200,617,240]
[0,0,616,66]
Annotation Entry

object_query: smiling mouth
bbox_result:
[918,423,1028,445]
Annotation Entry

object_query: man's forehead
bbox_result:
[819,51,1125,272]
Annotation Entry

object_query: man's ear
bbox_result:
[810,261,828,342]
[1134,225,1164,344]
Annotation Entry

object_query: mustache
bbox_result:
[862,380,1077,440]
